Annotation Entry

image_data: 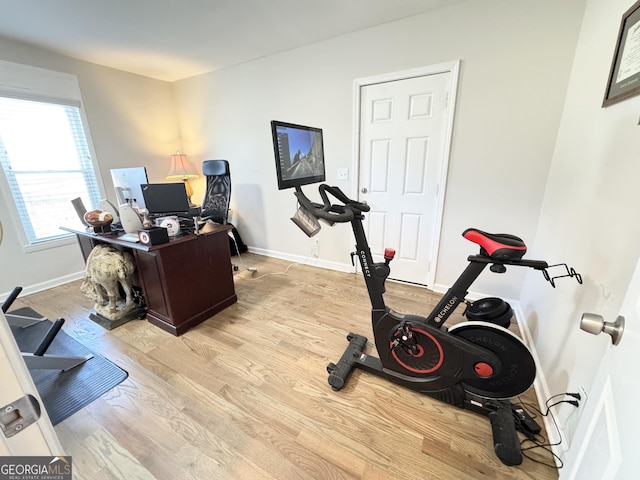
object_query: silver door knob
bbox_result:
[580,312,625,345]
[361,187,368,194]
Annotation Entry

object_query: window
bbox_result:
[0,59,102,249]
[0,96,101,244]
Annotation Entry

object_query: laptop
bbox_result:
[140,183,190,217]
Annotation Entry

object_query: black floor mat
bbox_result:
[8,307,128,426]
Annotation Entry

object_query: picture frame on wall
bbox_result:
[603,0,640,107]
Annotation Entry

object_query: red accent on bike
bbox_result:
[384,248,396,260]
[390,327,444,374]
[474,362,494,378]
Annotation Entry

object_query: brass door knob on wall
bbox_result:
[580,312,625,345]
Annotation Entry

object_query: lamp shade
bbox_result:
[166,153,198,180]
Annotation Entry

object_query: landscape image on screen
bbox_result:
[275,125,324,181]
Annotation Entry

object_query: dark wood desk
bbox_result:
[63,226,237,336]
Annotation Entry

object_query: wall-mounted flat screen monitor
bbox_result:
[271,120,326,190]
[140,183,190,216]
[110,167,149,209]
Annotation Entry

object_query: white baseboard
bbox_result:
[1,271,85,303]
[510,301,567,468]
[245,246,354,273]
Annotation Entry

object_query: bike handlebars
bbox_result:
[294,184,369,223]
[291,184,582,287]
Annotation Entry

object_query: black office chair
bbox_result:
[201,160,231,224]
[201,160,244,270]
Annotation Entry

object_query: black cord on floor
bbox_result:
[514,393,580,469]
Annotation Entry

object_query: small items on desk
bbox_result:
[119,203,144,234]
[119,233,140,243]
[194,218,219,235]
[83,209,114,234]
[137,227,169,246]
[156,216,181,237]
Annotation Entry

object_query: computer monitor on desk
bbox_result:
[111,167,149,209]
[141,183,191,217]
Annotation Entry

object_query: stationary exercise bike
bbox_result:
[291,183,582,466]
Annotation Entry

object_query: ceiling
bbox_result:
[0,0,457,82]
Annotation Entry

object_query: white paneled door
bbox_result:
[358,70,453,286]
[561,253,640,479]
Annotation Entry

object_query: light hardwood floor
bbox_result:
[12,253,559,479]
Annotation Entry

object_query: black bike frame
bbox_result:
[349,212,553,330]
[350,215,489,329]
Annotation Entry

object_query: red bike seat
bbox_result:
[463,228,527,260]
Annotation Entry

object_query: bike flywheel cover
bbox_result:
[448,321,536,399]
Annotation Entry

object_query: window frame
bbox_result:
[0,60,106,253]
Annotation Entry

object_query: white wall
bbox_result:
[0,1,586,299]
[173,0,586,299]
[520,0,640,452]
[0,36,181,295]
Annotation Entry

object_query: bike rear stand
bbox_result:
[327,332,541,466]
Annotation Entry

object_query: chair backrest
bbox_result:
[201,160,231,223]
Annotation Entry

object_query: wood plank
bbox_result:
[10,253,559,479]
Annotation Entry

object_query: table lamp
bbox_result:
[166,152,199,206]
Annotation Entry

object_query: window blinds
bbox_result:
[0,60,102,246]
